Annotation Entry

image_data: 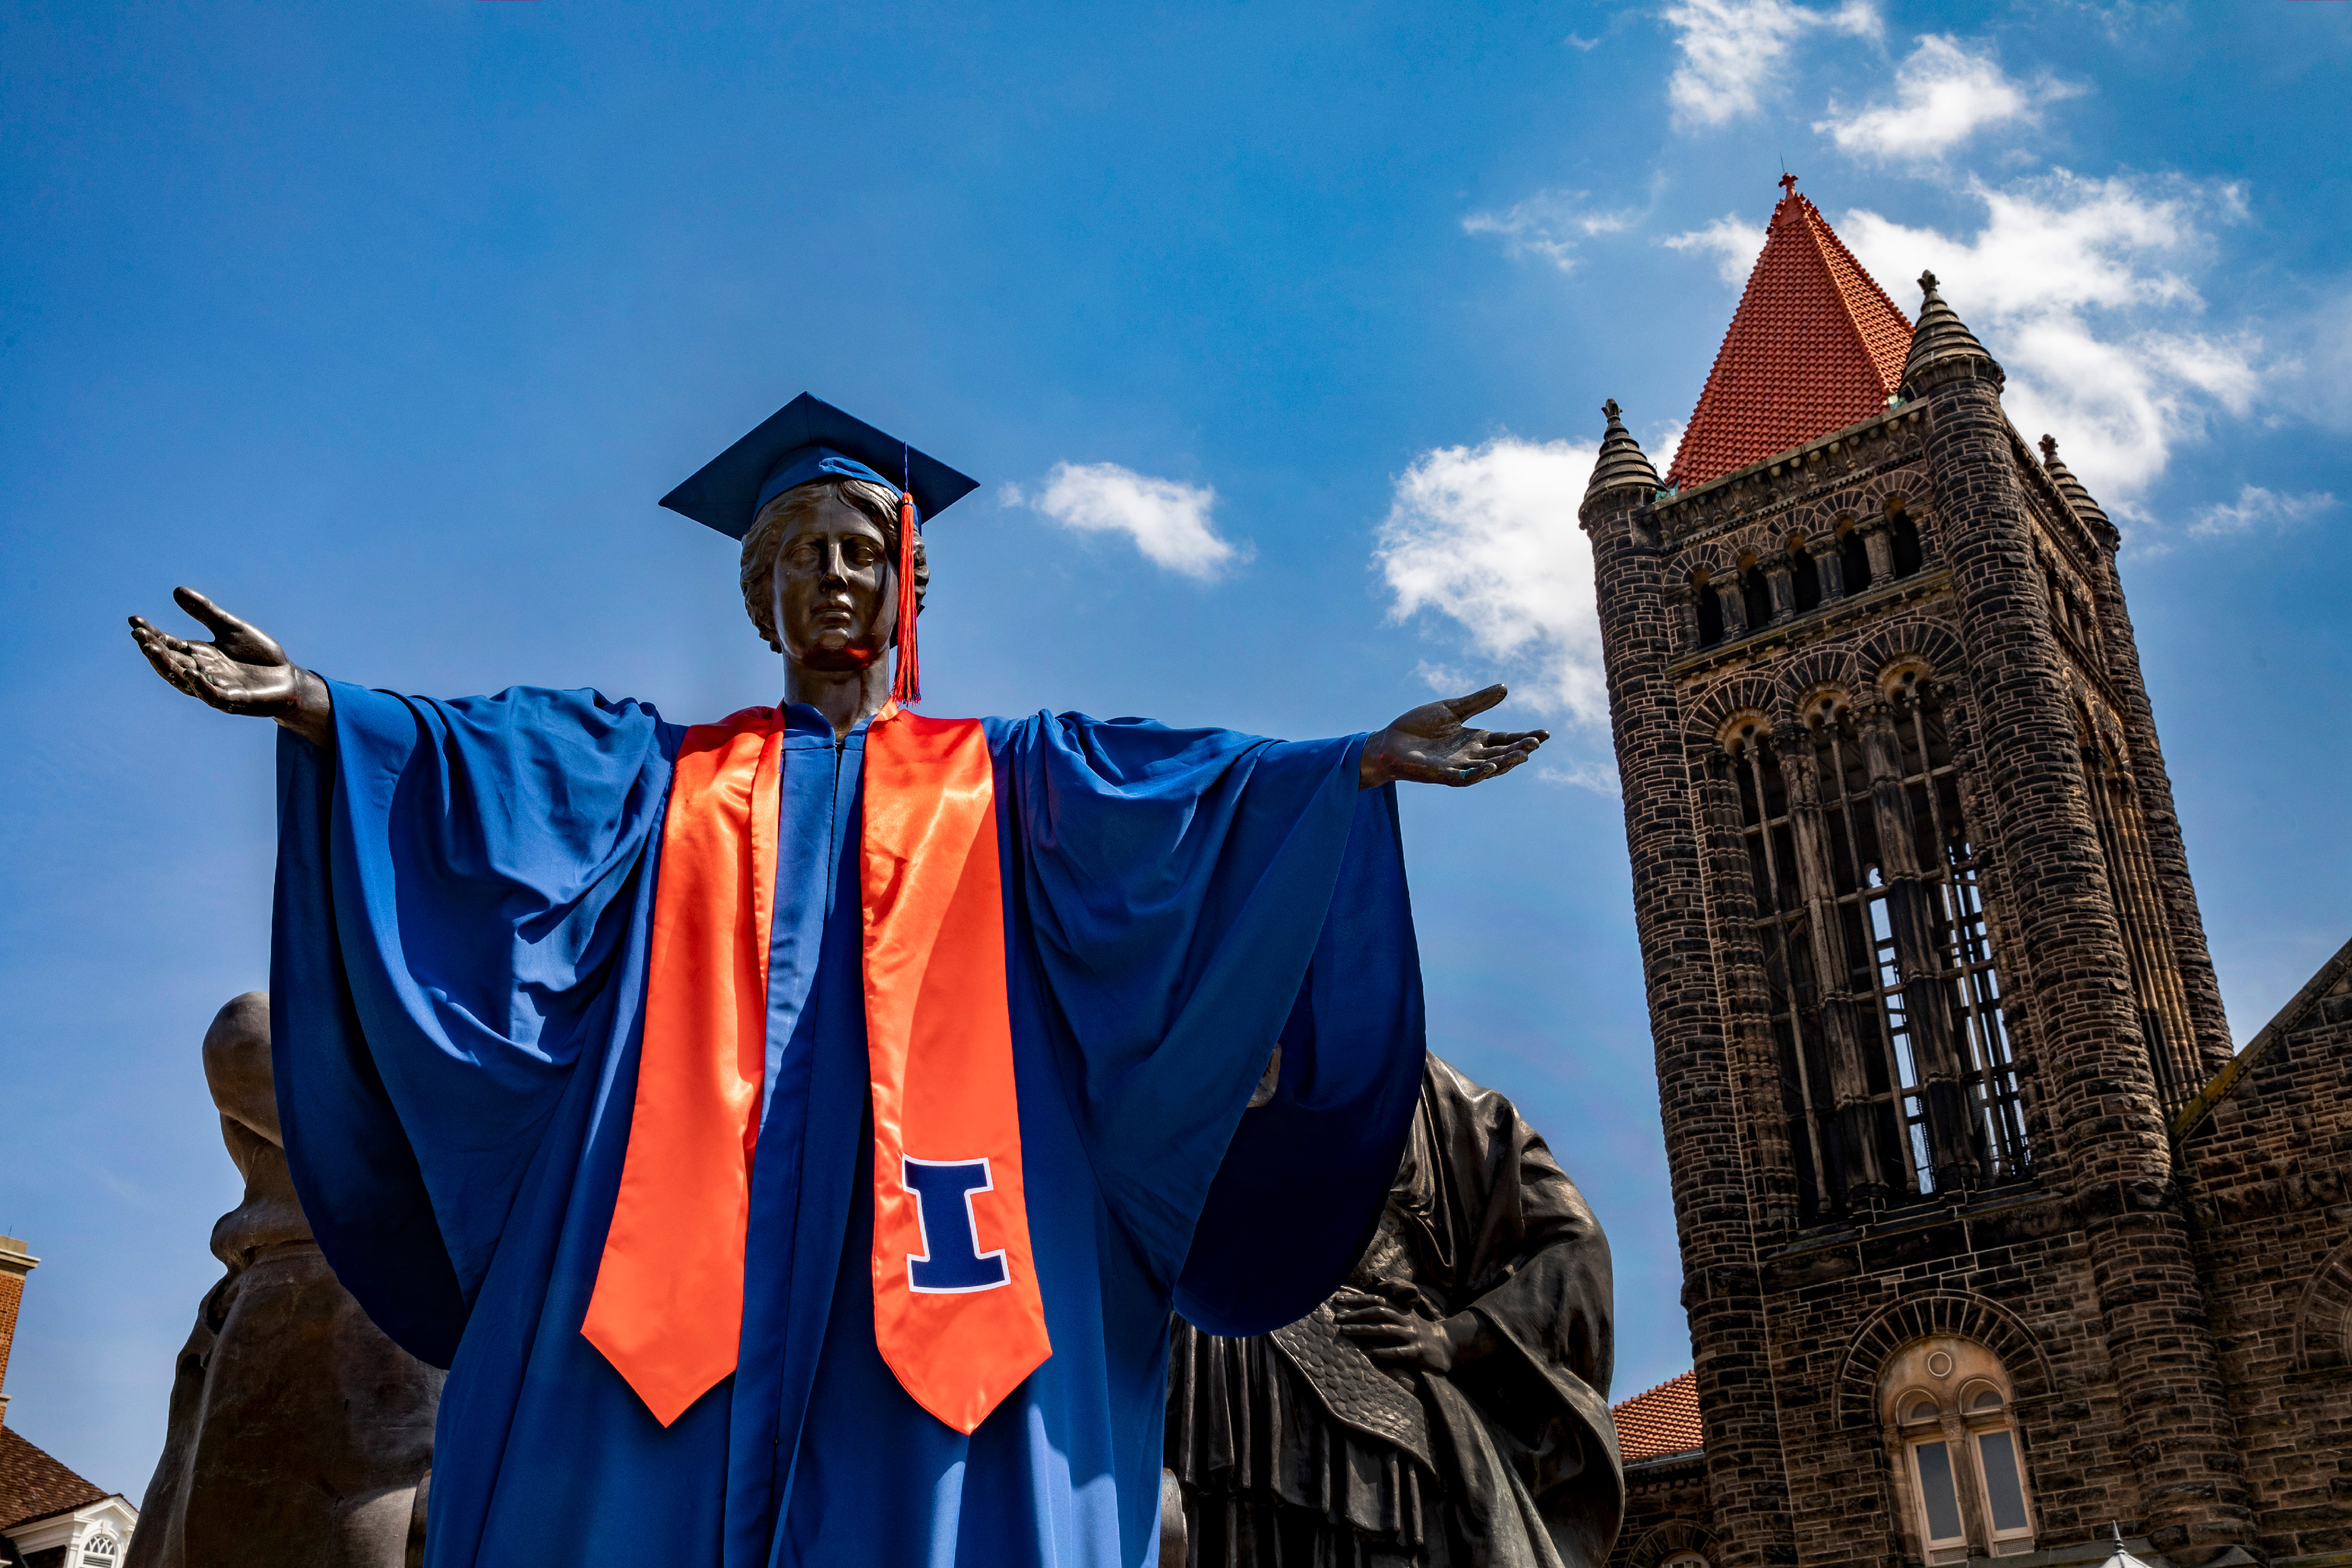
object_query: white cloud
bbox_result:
[1662,0,1880,127]
[1817,35,2082,164]
[1836,169,2257,498]
[1464,190,1636,273]
[1374,436,1608,725]
[1010,461,1245,580]
[1662,213,1768,286]
[1540,760,1623,795]
[2189,485,2337,539]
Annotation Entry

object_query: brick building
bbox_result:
[0,1238,138,1568]
[1581,177,2352,1568]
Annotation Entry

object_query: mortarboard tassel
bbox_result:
[890,486,921,704]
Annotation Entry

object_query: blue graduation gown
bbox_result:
[270,686,1426,1568]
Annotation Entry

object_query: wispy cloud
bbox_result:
[1463,190,1637,272]
[1374,436,1609,725]
[1539,760,1623,795]
[1837,170,2257,498]
[2189,484,2337,539]
[1662,213,1768,286]
[1004,462,1246,580]
[1817,35,2082,165]
[1662,0,1880,128]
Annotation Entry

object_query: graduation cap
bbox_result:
[660,393,981,704]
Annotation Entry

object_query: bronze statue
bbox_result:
[127,993,441,1568]
[1167,1055,1622,1568]
[119,397,1562,1567]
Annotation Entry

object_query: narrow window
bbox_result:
[1791,548,1823,614]
[1840,528,1873,596]
[1741,565,1773,631]
[1976,1431,2031,1534]
[1889,508,1925,576]
[1697,579,1725,647]
[1912,1441,1967,1548]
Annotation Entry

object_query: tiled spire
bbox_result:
[1900,270,2000,393]
[1665,177,1914,491]
[2038,434,2111,531]
[1586,399,1661,502]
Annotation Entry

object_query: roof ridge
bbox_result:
[2171,934,2352,1141]
[1612,1367,1697,1408]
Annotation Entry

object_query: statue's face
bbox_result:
[769,491,895,672]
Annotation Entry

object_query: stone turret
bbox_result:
[2042,435,2236,1082]
[1903,281,2251,1563]
[1582,403,1799,1568]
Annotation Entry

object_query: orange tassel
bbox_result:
[891,489,921,704]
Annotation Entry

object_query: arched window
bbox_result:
[82,1530,121,1567]
[1888,506,1925,577]
[1695,573,1725,648]
[1882,1338,2037,1564]
[1839,523,1874,596]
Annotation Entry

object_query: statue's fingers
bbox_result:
[172,586,253,642]
[133,628,188,685]
[1441,684,1508,721]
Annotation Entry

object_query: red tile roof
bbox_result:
[0,1426,110,1533]
[1666,184,1913,492]
[1612,1369,1702,1462]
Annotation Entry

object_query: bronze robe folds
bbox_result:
[1168,1057,1622,1568]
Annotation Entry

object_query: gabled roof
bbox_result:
[1666,181,1913,492]
[0,1427,109,1533]
[1611,1368,1702,1462]
[2172,934,2352,1141]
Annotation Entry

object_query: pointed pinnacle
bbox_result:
[2038,434,2111,530]
[1585,398,1661,503]
[1901,269,1997,394]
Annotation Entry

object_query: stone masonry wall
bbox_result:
[2180,946,2352,1565]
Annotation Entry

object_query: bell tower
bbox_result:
[1584,181,2251,1567]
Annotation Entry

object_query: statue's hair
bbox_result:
[739,476,930,652]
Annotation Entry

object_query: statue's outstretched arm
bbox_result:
[130,586,335,750]
[1359,684,1548,790]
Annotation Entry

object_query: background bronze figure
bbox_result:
[126,993,441,1568]
[1167,1055,1621,1568]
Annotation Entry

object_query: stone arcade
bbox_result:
[1583,180,2352,1568]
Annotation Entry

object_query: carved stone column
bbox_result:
[1816,543,1847,602]
[1863,525,1895,584]
[1719,580,1750,639]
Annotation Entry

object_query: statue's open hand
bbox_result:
[130,588,306,717]
[1360,684,1548,790]
[1332,1298,1455,1373]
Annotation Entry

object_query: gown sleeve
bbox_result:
[271,680,678,1365]
[989,711,1426,1336]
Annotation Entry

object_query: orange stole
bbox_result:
[862,709,1050,1435]
[581,704,1050,1436]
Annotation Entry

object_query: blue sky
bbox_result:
[4,0,2346,1496]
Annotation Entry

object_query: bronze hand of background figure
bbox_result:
[1329,1284,1501,1374]
[1359,684,1549,790]
[129,587,336,749]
